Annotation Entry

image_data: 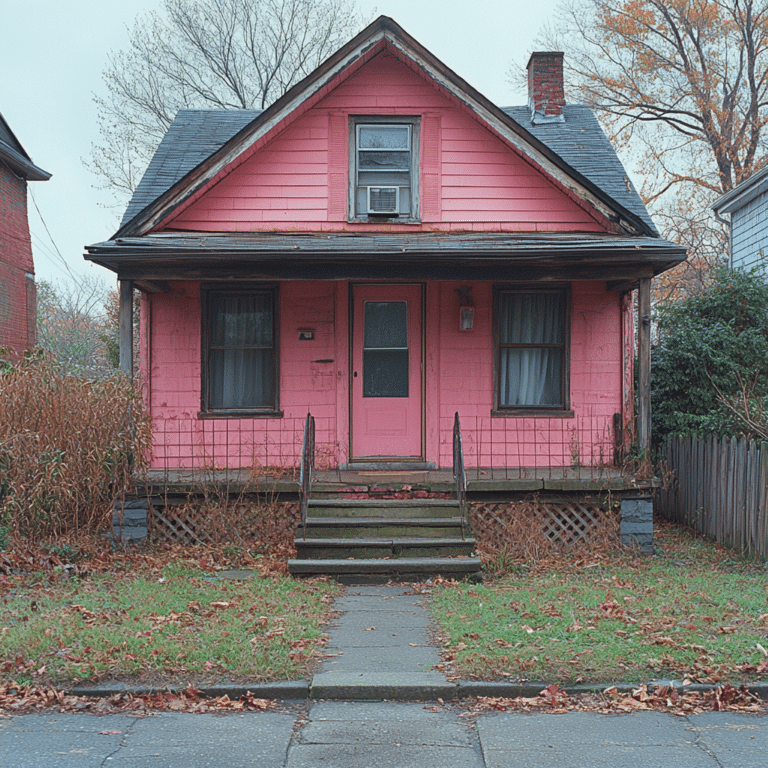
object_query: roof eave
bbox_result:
[711,166,768,215]
[0,143,51,181]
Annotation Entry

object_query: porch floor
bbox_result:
[138,465,655,496]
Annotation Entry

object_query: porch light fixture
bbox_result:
[456,285,474,331]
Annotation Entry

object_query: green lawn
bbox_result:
[0,558,340,686]
[431,520,768,685]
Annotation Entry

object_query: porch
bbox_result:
[136,464,655,498]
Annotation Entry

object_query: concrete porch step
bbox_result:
[294,536,476,559]
[297,517,466,539]
[289,496,480,582]
[287,556,483,584]
[306,499,461,519]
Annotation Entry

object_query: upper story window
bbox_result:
[351,117,420,220]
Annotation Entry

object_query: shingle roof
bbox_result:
[502,106,656,234]
[120,109,261,226]
[120,103,655,235]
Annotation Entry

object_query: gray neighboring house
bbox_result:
[712,166,768,272]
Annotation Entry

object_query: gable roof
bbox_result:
[122,103,656,235]
[0,111,50,181]
[112,15,658,239]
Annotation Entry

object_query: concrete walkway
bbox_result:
[311,584,455,700]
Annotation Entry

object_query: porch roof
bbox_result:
[85,231,686,287]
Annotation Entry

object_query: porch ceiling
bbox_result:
[86,231,686,284]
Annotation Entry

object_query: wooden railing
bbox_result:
[453,411,468,540]
[299,413,315,540]
[656,435,768,558]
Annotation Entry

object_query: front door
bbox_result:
[351,283,423,460]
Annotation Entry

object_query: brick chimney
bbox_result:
[527,52,565,124]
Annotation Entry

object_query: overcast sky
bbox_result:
[3,0,562,288]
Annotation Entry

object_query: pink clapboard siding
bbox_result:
[164,49,606,234]
[148,280,626,471]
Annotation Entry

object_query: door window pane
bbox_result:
[363,301,408,397]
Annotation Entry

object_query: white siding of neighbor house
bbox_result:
[731,189,768,273]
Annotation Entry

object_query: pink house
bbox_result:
[87,18,685,569]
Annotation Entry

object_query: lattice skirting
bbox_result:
[147,501,300,546]
[470,497,619,554]
[148,503,215,545]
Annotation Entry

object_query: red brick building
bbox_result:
[0,111,50,355]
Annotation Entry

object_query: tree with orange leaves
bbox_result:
[540,0,768,296]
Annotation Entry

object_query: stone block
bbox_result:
[620,497,653,553]
[112,499,148,545]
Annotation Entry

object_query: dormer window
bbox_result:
[351,117,419,220]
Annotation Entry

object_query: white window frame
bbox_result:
[349,116,420,221]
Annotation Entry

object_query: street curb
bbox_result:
[68,680,309,700]
[66,678,768,702]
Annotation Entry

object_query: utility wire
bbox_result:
[27,185,75,279]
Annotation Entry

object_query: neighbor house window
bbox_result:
[494,288,569,411]
[202,287,278,414]
[351,118,419,219]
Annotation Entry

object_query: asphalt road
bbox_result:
[2,701,767,768]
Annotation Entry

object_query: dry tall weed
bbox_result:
[0,350,151,539]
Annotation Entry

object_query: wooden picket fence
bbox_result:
[656,435,768,558]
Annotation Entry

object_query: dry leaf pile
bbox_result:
[460,682,766,716]
[0,682,276,716]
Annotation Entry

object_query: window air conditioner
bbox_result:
[367,186,399,214]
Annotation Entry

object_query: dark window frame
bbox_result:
[349,115,421,222]
[492,285,572,417]
[200,284,281,418]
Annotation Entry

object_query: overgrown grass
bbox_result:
[0,556,340,686]
[431,520,768,685]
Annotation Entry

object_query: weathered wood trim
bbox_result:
[119,279,134,379]
[107,261,661,284]
[637,277,651,456]
[134,280,171,294]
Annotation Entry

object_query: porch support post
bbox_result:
[637,277,651,457]
[119,279,134,380]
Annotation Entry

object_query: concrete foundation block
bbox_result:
[112,499,149,546]
[620,497,653,554]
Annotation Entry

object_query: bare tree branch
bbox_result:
[85,0,368,208]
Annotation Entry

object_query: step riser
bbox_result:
[299,524,465,539]
[295,544,476,559]
[307,507,458,519]
[288,557,483,583]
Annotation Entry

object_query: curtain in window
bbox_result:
[209,294,274,409]
[499,293,563,407]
